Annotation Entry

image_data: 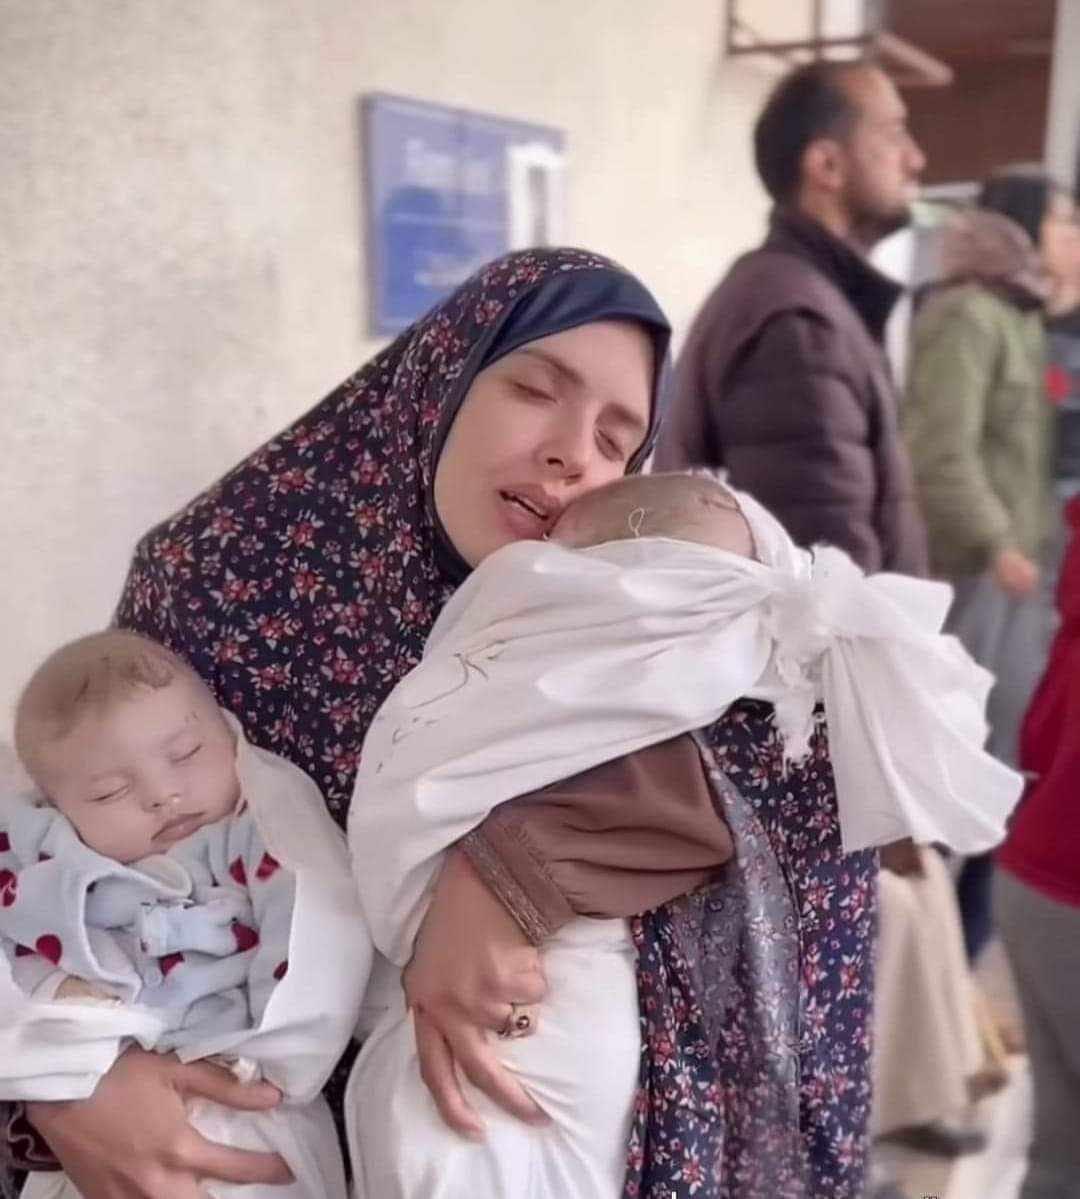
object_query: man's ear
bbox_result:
[802,137,846,195]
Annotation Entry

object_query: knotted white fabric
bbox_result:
[349,488,1024,966]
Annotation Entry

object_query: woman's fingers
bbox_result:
[448,1024,550,1127]
[414,1004,549,1133]
[404,849,550,1131]
[404,950,547,1030]
[497,1001,540,1038]
[404,971,514,1034]
[183,1129,294,1187]
[415,1008,486,1140]
[402,847,547,1028]
[25,1047,289,1199]
[170,1059,291,1186]
[173,1057,282,1110]
[497,961,547,1008]
[404,967,547,1032]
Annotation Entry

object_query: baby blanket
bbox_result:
[1,714,371,1199]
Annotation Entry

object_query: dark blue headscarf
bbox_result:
[463,259,671,464]
[115,247,671,824]
[429,252,671,580]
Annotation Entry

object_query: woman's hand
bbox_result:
[26,1046,293,1198]
[403,848,550,1139]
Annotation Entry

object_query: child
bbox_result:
[0,631,371,1199]
[346,472,1023,1198]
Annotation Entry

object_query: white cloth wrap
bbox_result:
[0,715,372,1199]
[349,487,1023,966]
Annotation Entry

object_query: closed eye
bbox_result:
[89,786,129,803]
[512,380,555,402]
[172,745,203,764]
[597,428,627,460]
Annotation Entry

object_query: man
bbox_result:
[656,63,994,1198]
[654,59,927,577]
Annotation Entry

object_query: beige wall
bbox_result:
[0,0,789,723]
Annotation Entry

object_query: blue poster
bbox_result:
[363,93,566,335]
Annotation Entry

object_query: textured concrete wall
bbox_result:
[0,0,784,722]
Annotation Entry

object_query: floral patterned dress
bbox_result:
[626,700,878,1199]
[2,247,672,1182]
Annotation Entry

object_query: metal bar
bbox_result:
[872,31,954,87]
[722,0,953,88]
[727,34,872,56]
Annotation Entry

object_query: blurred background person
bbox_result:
[653,58,928,578]
[995,492,1080,1198]
[870,843,991,1165]
[652,57,1002,1199]
[902,169,1077,977]
[1044,201,1080,530]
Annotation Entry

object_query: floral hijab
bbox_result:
[114,248,670,825]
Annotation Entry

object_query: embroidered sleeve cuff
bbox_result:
[460,820,574,945]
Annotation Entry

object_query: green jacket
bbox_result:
[903,283,1050,577]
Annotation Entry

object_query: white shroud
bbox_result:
[349,488,1024,967]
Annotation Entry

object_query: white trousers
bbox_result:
[19,1096,347,1199]
[347,917,640,1199]
[871,846,984,1135]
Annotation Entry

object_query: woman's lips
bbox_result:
[497,488,561,538]
[498,491,548,536]
[498,494,545,537]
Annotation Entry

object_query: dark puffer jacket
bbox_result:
[655,209,928,576]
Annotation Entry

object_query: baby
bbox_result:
[547,467,756,553]
[347,472,1021,1198]
[1,630,370,1199]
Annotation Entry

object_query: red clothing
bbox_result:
[998,495,1080,906]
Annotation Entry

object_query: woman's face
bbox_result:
[1041,190,1080,282]
[434,319,654,567]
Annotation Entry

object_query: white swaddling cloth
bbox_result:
[2,714,372,1199]
[349,486,1024,967]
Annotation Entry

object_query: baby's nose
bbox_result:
[143,789,183,811]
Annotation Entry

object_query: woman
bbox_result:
[1044,205,1080,516]
[4,247,671,1197]
[902,168,1077,963]
[995,493,1080,1196]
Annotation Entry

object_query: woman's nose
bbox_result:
[539,422,591,479]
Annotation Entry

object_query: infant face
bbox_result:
[548,481,753,558]
[34,677,240,863]
[547,505,589,549]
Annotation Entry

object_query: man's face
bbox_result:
[836,67,926,243]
